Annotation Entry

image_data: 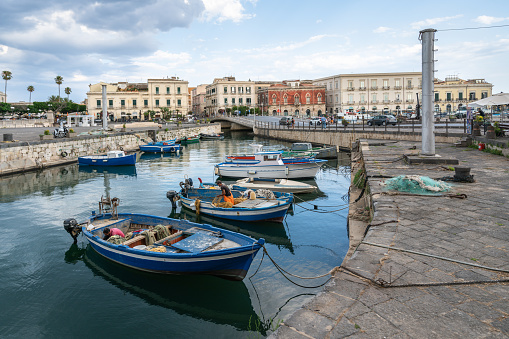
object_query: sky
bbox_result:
[1,0,508,103]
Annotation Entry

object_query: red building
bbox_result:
[257,81,326,117]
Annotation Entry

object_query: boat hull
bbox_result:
[232,178,317,194]
[78,154,136,166]
[82,213,263,281]
[139,144,181,153]
[215,161,325,179]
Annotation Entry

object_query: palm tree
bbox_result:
[2,71,12,102]
[54,75,63,100]
[64,87,71,101]
[27,85,35,103]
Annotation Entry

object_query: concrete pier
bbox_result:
[275,139,509,338]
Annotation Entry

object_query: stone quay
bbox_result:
[275,139,509,338]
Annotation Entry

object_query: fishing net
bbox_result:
[383,175,451,195]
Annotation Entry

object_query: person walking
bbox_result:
[291,117,295,129]
[321,116,326,129]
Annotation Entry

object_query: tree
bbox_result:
[27,85,35,103]
[54,75,64,99]
[64,87,71,100]
[2,71,12,102]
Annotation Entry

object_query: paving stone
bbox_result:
[347,311,400,338]
[453,285,501,303]
[329,316,360,338]
[491,316,509,336]
[282,309,335,338]
[324,274,369,299]
[426,285,470,305]
[303,291,355,320]
[456,300,505,322]
[271,324,310,339]
[356,285,391,308]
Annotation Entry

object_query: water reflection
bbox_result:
[78,244,261,332]
[139,152,180,162]
[78,166,138,177]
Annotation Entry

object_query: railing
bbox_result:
[394,86,402,90]
[359,87,366,91]
[347,101,355,104]
[406,86,414,89]
[371,100,378,104]
[347,87,355,91]
[383,100,390,104]
[394,100,401,103]
[370,86,378,90]
[382,86,390,90]
[406,99,414,103]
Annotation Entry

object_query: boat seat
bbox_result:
[154,231,183,245]
[123,235,146,247]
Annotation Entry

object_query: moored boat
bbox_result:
[78,150,136,166]
[139,140,181,153]
[200,132,225,140]
[216,150,326,179]
[63,197,264,281]
[233,177,317,194]
[179,135,200,145]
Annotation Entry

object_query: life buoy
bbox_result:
[61,151,68,157]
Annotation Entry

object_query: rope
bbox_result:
[293,194,349,208]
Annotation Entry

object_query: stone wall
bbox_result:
[0,124,220,176]
[253,127,466,149]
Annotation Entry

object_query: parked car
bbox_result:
[309,117,322,126]
[367,115,398,126]
[279,117,292,125]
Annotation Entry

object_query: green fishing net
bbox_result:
[383,175,451,195]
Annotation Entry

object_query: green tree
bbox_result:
[27,85,35,103]
[54,75,64,99]
[2,70,12,102]
[64,87,71,100]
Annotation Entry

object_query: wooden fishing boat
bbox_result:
[281,142,338,159]
[63,197,264,281]
[233,177,317,194]
[78,150,136,166]
[179,135,200,145]
[172,186,292,223]
[139,139,181,153]
[216,150,326,179]
[200,132,224,140]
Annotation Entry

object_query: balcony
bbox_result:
[418,85,422,89]
[383,100,390,104]
[394,86,402,90]
[347,101,355,104]
[406,99,414,103]
[132,105,137,108]
[382,86,390,90]
[394,99,401,103]
[359,100,367,104]
[406,86,414,90]
[120,105,126,109]
[347,87,355,91]
[370,86,378,90]
[371,100,378,104]
[359,87,366,91]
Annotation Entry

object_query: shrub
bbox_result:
[69,129,75,133]
[341,119,349,126]
[44,130,50,135]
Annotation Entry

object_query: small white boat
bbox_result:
[233,178,317,194]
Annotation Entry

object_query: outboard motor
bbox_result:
[186,178,193,188]
[166,190,179,209]
[64,218,81,243]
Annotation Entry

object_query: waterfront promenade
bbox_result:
[275,140,509,338]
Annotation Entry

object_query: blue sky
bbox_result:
[1,0,508,103]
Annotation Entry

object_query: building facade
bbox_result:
[0,91,5,103]
[433,76,493,113]
[205,77,256,116]
[86,77,189,121]
[314,72,422,115]
[257,81,326,117]
[191,84,208,117]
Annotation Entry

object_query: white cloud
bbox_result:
[411,15,463,29]
[373,26,391,33]
[201,0,255,23]
[316,19,322,24]
[474,15,509,25]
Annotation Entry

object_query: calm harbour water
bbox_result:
[0,132,350,338]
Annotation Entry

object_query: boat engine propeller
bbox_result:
[64,218,81,243]
[166,190,179,208]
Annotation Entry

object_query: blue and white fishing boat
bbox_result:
[172,185,292,223]
[78,150,136,166]
[216,150,326,179]
[139,139,181,153]
[63,197,264,281]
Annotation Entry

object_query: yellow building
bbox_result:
[433,76,493,113]
[87,77,189,121]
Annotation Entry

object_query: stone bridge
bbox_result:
[211,116,468,150]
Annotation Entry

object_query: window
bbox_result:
[335,81,338,89]
[329,95,332,103]
[96,99,101,107]
[482,92,488,99]
[360,94,365,103]
[458,92,463,100]
[317,94,322,103]
[294,95,299,104]
[155,99,159,107]
[224,98,228,104]
[360,80,365,88]
[407,79,412,88]
[348,94,353,103]
[469,92,476,100]
[434,93,439,101]
[384,94,389,101]
[231,86,236,94]
[166,99,170,106]
[239,98,243,104]
[177,87,181,94]
[144,99,148,106]
[232,98,235,104]
[407,93,412,101]
[166,87,170,94]
[306,94,310,104]
[133,99,137,107]
[383,80,388,88]
[238,87,243,94]
[329,82,332,90]
[272,95,277,104]
[335,94,338,103]
[283,95,288,105]
[108,99,113,107]
[155,87,159,94]
[246,87,251,94]
[224,87,227,93]
[446,93,452,101]
[177,99,181,107]
[371,80,377,88]
[372,94,377,102]
[120,100,125,107]
[246,98,251,104]
[348,80,353,89]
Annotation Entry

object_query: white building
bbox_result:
[0,91,5,103]
[205,77,256,116]
[87,77,189,121]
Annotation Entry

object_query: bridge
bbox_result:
[211,116,468,150]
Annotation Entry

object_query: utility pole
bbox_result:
[102,84,108,129]
[420,28,436,156]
